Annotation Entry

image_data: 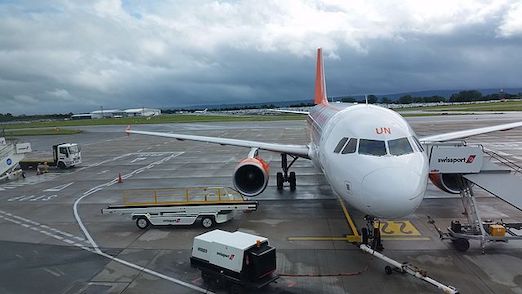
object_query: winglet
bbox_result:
[125,125,131,136]
[314,48,328,105]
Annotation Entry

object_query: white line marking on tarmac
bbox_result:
[44,182,74,192]
[130,157,146,163]
[0,209,212,294]
[76,153,133,172]
[73,152,184,254]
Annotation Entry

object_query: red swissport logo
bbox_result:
[466,155,476,163]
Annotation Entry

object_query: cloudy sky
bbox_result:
[1,0,522,114]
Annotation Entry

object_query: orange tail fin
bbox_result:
[314,48,328,105]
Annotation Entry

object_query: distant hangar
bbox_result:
[71,108,161,120]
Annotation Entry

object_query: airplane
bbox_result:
[195,108,208,114]
[127,48,522,227]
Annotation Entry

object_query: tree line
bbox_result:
[338,90,522,104]
[0,113,73,122]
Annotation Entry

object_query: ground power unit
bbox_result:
[190,230,278,293]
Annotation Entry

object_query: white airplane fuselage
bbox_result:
[307,103,429,218]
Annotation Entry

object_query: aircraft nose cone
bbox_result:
[361,167,426,218]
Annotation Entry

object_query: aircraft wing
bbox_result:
[127,129,310,158]
[419,121,522,143]
[269,109,310,115]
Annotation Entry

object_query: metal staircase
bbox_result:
[0,142,26,180]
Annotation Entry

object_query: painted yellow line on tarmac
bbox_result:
[337,197,360,237]
[288,235,429,242]
[382,237,431,241]
[288,236,349,241]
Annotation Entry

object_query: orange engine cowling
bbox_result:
[428,172,463,194]
[233,157,270,197]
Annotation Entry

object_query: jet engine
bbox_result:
[233,157,270,197]
[428,172,463,194]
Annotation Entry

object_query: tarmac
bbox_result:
[1,114,522,294]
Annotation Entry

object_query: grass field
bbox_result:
[0,105,502,134]
[400,100,522,112]
[0,114,304,130]
[3,128,82,137]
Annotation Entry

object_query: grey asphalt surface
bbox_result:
[1,114,522,294]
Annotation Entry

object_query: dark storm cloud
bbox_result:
[1,1,522,114]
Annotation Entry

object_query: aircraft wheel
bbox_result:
[385,266,393,275]
[201,216,214,228]
[361,228,369,244]
[276,172,284,190]
[289,172,296,191]
[136,217,150,230]
[453,238,470,252]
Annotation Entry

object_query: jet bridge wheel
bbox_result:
[452,238,470,252]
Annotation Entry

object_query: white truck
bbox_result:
[20,143,81,170]
[190,230,278,293]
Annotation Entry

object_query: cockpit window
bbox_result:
[412,136,424,152]
[334,137,348,153]
[341,138,357,154]
[358,139,387,156]
[388,137,413,156]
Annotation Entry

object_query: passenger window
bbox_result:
[388,137,413,156]
[412,136,424,152]
[342,138,357,154]
[334,137,348,153]
[358,139,387,156]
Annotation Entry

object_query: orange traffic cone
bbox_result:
[117,173,123,183]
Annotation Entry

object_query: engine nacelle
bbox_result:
[233,157,270,197]
[428,172,463,194]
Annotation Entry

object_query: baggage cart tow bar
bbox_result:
[360,244,459,294]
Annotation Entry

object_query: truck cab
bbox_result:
[53,143,82,168]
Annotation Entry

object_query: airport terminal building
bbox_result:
[71,108,161,119]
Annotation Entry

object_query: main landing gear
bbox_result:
[360,216,384,251]
[276,153,298,191]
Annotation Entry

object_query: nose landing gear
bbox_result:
[361,216,384,251]
[276,153,298,191]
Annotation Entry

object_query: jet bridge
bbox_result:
[0,140,30,181]
[427,142,522,252]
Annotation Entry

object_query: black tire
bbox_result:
[201,271,211,283]
[58,161,66,169]
[229,284,244,294]
[289,171,296,191]
[361,227,369,244]
[453,238,470,252]
[201,216,214,228]
[136,217,150,230]
[385,265,393,275]
[276,172,284,190]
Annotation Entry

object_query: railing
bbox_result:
[483,148,522,174]
[0,144,15,160]
[123,186,245,206]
